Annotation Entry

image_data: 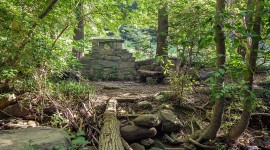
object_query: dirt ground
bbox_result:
[91,81,169,96]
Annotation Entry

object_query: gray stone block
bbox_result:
[120,62,135,68]
[103,56,121,61]
[129,57,136,62]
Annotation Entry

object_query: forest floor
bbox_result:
[90,72,270,149]
[0,72,269,149]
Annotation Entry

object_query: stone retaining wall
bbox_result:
[80,39,137,80]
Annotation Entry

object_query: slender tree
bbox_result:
[200,0,226,141]
[73,2,84,60]
[156,2,168,59]
[228,0,263,142]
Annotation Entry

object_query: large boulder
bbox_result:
[0,127,70,150]
[133,114,161,127]
[120,125,157,141]
[130,143,145,150]
[158,109,183,133]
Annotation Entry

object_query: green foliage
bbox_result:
[146,77,158,85]
[214,142,226,150]
[53,81,94,101]
[152,140,165,149]
[254,88,270,100]
[167,67,193,104]
[69,130,90,150]
[169,0,216,65]
[50,112,69,128]
[26,140,39,150]
[53,130,90,150]
[121,26,156,60]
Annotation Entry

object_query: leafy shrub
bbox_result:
[53,130,90,150]
[52,81,95,101]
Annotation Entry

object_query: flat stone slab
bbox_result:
[97,82,122,90]
[0,127,70,150]
[115,97,138,103]
[137,70,163,77]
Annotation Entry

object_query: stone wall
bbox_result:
[80,39,137,80]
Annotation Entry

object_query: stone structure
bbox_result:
[80,39,136,80]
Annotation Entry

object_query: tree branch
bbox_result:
[51,23,70,49]
[38,0,58,19]
[18,0,58,50]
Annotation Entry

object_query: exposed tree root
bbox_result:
[188,138,216,149]
[251,113,270,117]
[164,133,185,144]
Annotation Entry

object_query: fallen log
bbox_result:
[99,98,124,150]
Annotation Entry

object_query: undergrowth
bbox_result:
[1,71,99,149]
[166,66,194,104]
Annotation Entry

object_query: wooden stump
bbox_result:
[99,98,124,150]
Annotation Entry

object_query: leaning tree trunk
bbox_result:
[228,0,262,142]
[200,0,226,141]
[156,3,168,58]
[99,98,124,150]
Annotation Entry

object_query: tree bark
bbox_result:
[228,0,262,142]
[156,3,168,58]
[200,0,226,141]
[99,98,124,150]
[236,0,255,57]
[73,2,84,60]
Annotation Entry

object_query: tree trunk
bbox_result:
[156,3,168,58]
[200,0,226,141]
[99,98,124,150]
[236,0,255,57]
[73,2,84,60]
[228,0,262,142]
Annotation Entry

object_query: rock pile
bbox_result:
[120,107,183,150]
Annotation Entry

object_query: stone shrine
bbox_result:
[80,39,137,80]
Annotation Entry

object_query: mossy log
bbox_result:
[99,98,124,150]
